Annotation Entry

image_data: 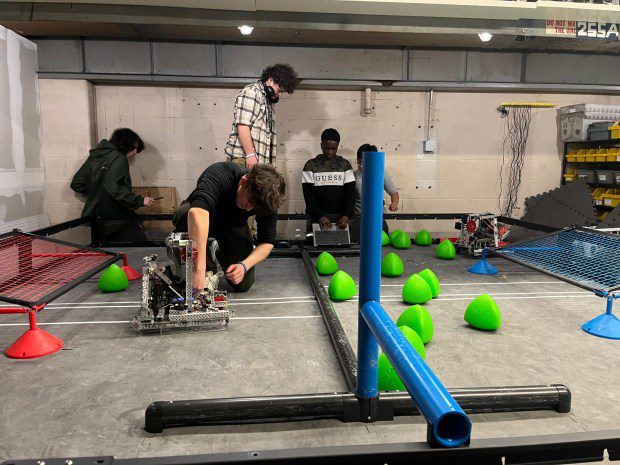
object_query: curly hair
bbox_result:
[260,64,300,94]
[109,128,145,155]
[246,164,286,214]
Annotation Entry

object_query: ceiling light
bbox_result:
[238,25,254,36]
[478,32,493,42]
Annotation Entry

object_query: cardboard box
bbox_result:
[133,186,179,214]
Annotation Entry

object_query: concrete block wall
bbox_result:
[39,79,95,224]
[39,80,620,234]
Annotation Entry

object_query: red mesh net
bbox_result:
[0,232,118,306]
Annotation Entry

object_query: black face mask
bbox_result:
[264,85,279,104]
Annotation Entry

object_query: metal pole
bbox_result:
[356,150,385,399]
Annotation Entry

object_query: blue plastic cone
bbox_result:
[582,313,620,340]
[468,249,498,275]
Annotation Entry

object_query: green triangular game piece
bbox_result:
[378,326,426,391]
[378,352,405,391]
[381,253,404,277]
[381,230,390,246]
[402,274,432,305]
[436,239,456,260]
[397,304,434,343]
[98,264,129,292]
[391,231,411,250]
[399,325,426,359]
[315,252,338,275]
[414,229,432,246]
[389,229,403,243]
[418,268,440,298]
[464,294,502,330]
[328,270,357,301]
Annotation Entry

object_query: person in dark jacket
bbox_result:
[70,128,155,242]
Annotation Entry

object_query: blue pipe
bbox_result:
[361,300,472,448]
[356,151,385,399]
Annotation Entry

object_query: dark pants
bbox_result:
[173,201,255,293]
[349,214,389,243]
[97,217,148,244]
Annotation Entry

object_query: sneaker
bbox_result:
[208,238,224,276]
[204,271,219,293]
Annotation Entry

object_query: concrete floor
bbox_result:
[0,243,619,460]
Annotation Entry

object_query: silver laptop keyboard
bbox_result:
[314,229,351,246]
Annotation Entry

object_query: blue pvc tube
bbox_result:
[361,300,472,448]
[356,151,385,399]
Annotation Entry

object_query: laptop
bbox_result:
[312,222,351,247]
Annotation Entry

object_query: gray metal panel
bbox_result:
[218,45,403,80]
[84,40,151,74]
[152,42,216,76]
[408,50,466,82]
[526,53,620,86]
[34,39,83,73]
[466,51,521,83]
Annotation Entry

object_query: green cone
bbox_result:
[436,239,456,260]
[381,230,390,246]
[418,268,440,298]
[414,229,432,246]
[98,264,129,292]
[381,253,404,277]
[389,229,403,243]
[397,304,434,343]
[378,326,426,391]
[315,252,338,275]
[378,352,405,391]
[464,294,502,330]
[391,231,411,250]
[328,270,357,301]
[402,274,432,305]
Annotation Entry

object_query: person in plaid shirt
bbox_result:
[225,64,299,169]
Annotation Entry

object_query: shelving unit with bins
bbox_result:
[562,135,620,222]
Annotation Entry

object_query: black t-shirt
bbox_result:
[187,162,277,245]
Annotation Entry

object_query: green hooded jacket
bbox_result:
[70,139,144,218]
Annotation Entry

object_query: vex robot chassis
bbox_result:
[132,233,230,332]
[455,213,510,256]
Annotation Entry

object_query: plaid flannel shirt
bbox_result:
[225,81,277,165]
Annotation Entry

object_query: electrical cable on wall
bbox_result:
[496,102,554,217]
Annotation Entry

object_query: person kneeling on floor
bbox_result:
[173,162,286,293]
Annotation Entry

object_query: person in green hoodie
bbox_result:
[71,128,155,242]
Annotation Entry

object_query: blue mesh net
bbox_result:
[495,228,620,292]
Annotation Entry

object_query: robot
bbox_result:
[454,213,510,256]
[131,233,230,333]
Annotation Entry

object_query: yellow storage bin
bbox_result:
[596,148,608,162]
[566,149,578,163]
[593,188,610,206]
[607,149,620,162]
[563,167,577,182]
[586,148,597,162]
[602,189,620,208]
[576,148,588,162]
[611,122,620,140]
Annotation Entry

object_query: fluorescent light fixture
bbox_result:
[238,25,254,35]
[478,32,493,42]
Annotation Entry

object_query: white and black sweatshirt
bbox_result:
[302,154,356,222]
